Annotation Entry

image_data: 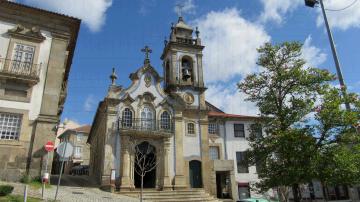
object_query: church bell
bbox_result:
[182,67,191,80]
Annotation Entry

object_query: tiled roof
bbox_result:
[73,125,91,134]
[208,111,259,119]
[0,0,80,21]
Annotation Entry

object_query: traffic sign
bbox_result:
[56,142,74,159]
[44,141,54,152]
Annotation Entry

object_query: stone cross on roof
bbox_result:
[141,45,152,64]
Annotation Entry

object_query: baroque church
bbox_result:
[87,16,272,201]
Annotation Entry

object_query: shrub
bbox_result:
[0,185,14,196]
[20,175,31,184]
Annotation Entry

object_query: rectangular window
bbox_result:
[74,146,82,158]
[236,151,249,173]
[209,146,219,160]
[0,112,22,140]
[76,133,83,142]
[208,123,218,134]
[234,124,245,137]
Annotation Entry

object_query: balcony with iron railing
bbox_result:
[117,118,174,137]
[0,58,40,84]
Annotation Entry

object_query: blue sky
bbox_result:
[15,0,360,124]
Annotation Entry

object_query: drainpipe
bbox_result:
[223,120,228,160]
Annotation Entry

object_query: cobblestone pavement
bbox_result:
[43,186,139,202]
[1,180,139,202]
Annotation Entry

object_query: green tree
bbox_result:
[238,41,340,202]
[311,87,360,200]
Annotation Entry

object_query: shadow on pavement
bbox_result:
[50,175,99,188]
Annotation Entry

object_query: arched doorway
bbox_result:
[189,160,202,188]
[134,141,157,188]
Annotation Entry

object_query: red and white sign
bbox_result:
[44,141,54,152]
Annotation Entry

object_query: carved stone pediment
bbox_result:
[121,93,135,104]
[209,134,220,143]
[138,92,156,103]
[7,24,46,42]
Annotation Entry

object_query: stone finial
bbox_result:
[164,37,168,46]
[110,68,117,85]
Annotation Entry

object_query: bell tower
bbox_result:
[160,16,205,94]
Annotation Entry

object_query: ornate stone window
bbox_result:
[209,146,219,160]
[122,108,133,127]
[12,43,35,71]
[187,122,195,135]
[160,111,170,130]
[141,107,154,130]
[0,112,22,140]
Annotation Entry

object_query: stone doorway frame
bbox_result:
[119,135,172,191]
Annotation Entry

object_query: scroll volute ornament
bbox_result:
[145,74,152,88]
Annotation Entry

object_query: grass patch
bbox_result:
[27,180,51,190]
[20,176,51,190]
[0,195,42,202]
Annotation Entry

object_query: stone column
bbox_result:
[119,135,133,190]
[173,114,187,189]
[163,138,172,190]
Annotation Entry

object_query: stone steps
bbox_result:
[117,188,222,202]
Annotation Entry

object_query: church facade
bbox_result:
[87,16,267,200]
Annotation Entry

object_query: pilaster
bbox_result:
[200,119,211,192]
[173,114,187,189]
[162,138,172,190]
[119,135,134,190]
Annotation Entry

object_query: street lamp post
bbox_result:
[305,0,351,111]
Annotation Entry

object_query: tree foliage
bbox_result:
[238,41,360,202]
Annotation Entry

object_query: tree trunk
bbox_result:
[321,181,328,202]
[292,184,300,202]
[140,175,144,202]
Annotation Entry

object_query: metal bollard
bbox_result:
[23,184,28,202]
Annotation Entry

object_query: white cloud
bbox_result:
[174,0,196,15]
[301,35,327,67]
[24,0,112,32]
[316,0,360,30]
[84,94,96,112]
[193,8,270,83]
[259,0,302,24]
[206,83,259,116]
[139,0,156,15]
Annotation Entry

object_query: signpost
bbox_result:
[54,141,73,201]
